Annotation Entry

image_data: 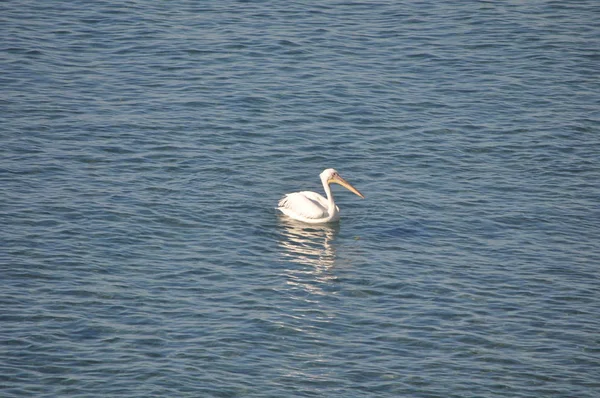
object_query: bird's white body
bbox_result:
[277,169,364,224]
[278,191,341,223]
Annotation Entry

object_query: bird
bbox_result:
[277,168,364,224]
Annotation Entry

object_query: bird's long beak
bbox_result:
[329,175,365,199]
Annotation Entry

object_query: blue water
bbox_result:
[2,1,599,396]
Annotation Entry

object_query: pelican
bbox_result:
[277,168,364,224]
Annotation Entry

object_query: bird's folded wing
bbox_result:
[278,192,327,219]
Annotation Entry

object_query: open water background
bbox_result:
[2,1,599,397]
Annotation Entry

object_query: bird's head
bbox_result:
[320,168,364,199]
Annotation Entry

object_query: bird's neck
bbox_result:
[323,181,336,214]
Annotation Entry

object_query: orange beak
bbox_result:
[329,175,365,199]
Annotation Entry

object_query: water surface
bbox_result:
[2,1,599,397]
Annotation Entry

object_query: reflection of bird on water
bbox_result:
[278,219,340,269]
[278,220,340,295]
[278,169,364,224]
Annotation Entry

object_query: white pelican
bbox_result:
[277,168,364,224]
